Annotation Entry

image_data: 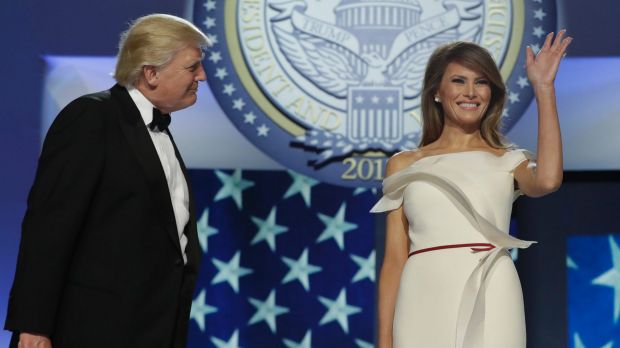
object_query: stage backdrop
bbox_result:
[185,169,377,347]
[2,0,620,347]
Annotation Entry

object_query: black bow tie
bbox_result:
[149,108,171,131]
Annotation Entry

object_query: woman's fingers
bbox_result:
[539,30,572,59]
[551,29,565,51]
[559,36,573,55]
[526,45,535,67]
[542,31,554,51]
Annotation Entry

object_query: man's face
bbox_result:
[151,45,206,113]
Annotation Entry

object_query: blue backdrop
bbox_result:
[186,169,376,347]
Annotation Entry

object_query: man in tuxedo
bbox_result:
[5,14,211,348]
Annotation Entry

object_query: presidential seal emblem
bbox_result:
[194,0,556,188]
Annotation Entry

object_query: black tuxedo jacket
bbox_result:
[5,85,201,348]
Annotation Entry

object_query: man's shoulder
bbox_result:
[50,86,123,134]
[62,85,130,115]
[81,89,113,103]
[72,85,125,107]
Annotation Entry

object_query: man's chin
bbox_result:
[183,96,198,109]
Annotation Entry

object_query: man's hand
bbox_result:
[18,332,52,348]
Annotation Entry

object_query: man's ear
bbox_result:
[142,65,159,87]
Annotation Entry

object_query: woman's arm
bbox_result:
[377,155,414,348]
[515,30,573,197]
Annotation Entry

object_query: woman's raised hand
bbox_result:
[525,30,573,90]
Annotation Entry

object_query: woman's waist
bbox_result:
[408,228,495,251]
[408,242,495,258]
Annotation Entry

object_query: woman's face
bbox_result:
[436,61,492,128]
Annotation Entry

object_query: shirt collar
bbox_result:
[127,87,155,126]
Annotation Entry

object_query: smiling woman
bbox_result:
[420,41,508,149]
[372,35,571,348]
[435,62,492,133]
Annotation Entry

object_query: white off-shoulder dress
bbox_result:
[371,149,536,348]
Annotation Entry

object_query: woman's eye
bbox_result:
[452,78,464,84]
[476,79,489,85]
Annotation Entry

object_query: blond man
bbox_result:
[5,14,211,348]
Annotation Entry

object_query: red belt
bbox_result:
[408,243,495,258]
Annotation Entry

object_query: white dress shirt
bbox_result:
[128,87,190,264]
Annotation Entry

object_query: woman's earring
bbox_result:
[434,96,441,103]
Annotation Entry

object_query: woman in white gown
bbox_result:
[372,32,572,348]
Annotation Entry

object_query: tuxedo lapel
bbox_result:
[111,85,183,256]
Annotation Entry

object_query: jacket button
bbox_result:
[175,259,183,266]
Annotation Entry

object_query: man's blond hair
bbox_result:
[114,14,211,87]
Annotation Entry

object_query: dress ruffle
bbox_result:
[371,149,537,348]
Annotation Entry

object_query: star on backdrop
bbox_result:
[283,171,319,207]
[533,26,545,38]
[248,290,290,333]
[256,124,270,137]
[251,207,289,251]
[223,84,236,96]
[573,332,613,348]
[190,289,218,332]
[209,51,222,63]
[353,187,378,196]
[568,234,620,347]
[204,0,216,11]
[283,330,312,348]
[208,34,219,44]
[517,76,529,88]
[244,112,257,124]
[211,330,240,348]
[533,8,547,20]
[197,208,218,253]
[567,256,578,270]
[574,333,586,348]
[318,288,362,333]
[214,169,254,209]
[350,250,376,283]
[211,251,254,293]
[281,248,322,291]
[592,235,620,322]
[215,67,228,80]
[509,91,520,104]
[316,203,358,250]
[204,17,216,29]
[233,98,246,110]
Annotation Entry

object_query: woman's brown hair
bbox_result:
[419,41,508,148]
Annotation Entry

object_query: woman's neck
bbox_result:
[429,123,488,150]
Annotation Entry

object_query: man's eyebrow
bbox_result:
[184,60,201,69]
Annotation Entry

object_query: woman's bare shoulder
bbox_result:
[386,150,425,176]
